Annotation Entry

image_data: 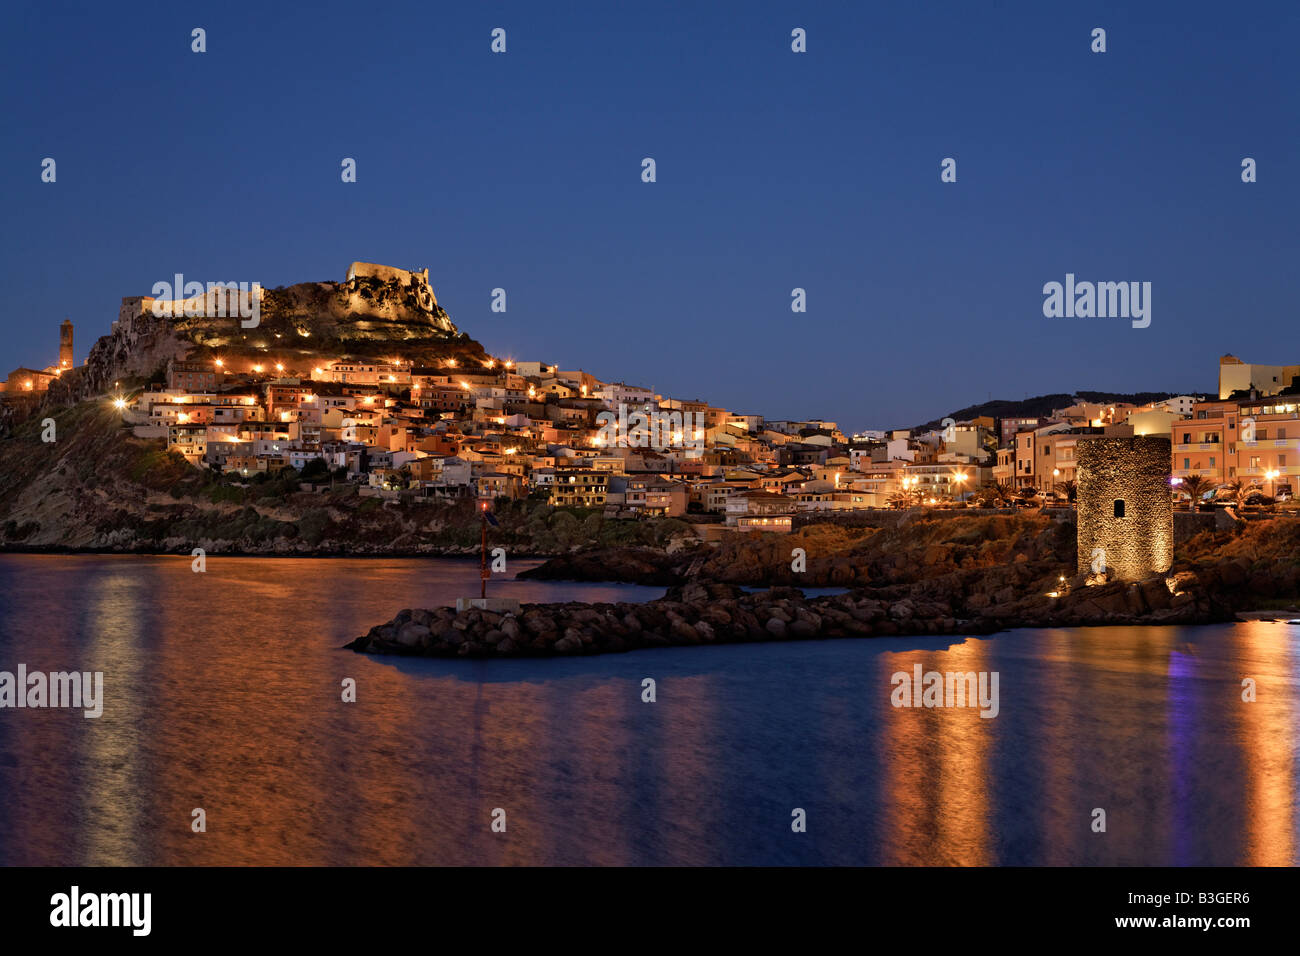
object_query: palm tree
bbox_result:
[1054,479,1078,503]
[887,490,916,510]
[1220,478,1248,509]
[1180,474,1210,512]
[978,482,1015,508]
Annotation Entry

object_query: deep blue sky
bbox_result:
[3,0,1296,430]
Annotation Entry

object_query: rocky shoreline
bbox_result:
[345,568,1245,659]
[349,514,1300,658]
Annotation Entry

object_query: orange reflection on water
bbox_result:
[4,554,1300,866]
[1233,621,1295,866]
[877,639,993,865]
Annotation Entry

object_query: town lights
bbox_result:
[252,364,263,373]
[214,359,223,367]
[446,359,457,368]
[275,363,284,372]
[112,397,127,410]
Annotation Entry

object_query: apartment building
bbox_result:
[550,469,609,508]
[1171,399,1236,485]
[1234,394,1300,495]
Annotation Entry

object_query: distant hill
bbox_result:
[911,391,1195,433]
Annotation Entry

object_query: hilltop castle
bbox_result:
[114,262,441,332]
[345,261,438,311]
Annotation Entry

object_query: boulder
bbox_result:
[395,623,430,648]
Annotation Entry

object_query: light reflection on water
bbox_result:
[0,554,1297,866]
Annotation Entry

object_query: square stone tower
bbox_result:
[59,318,73,368]
[1076,435,1173,582]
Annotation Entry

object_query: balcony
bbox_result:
[1239,438,1298,450]
[1240,465,1299,477]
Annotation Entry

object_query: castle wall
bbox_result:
[149,283,263,318]
[1076,436,1173,581]
[345,262,437,307]
[347,262,427,285]
[117,296,154,332]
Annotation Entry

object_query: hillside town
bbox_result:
[4,307,1297,532]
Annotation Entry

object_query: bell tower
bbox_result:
[59,318,74,368]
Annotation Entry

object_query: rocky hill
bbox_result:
[36,268,484,413]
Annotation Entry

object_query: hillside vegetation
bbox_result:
[0,399,687,555]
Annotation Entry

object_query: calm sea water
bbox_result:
[0,554,1297,866]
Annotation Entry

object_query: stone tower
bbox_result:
[59,318,73,368]
[1076,436,1173,582]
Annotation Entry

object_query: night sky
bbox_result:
[3,0,1296,431]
